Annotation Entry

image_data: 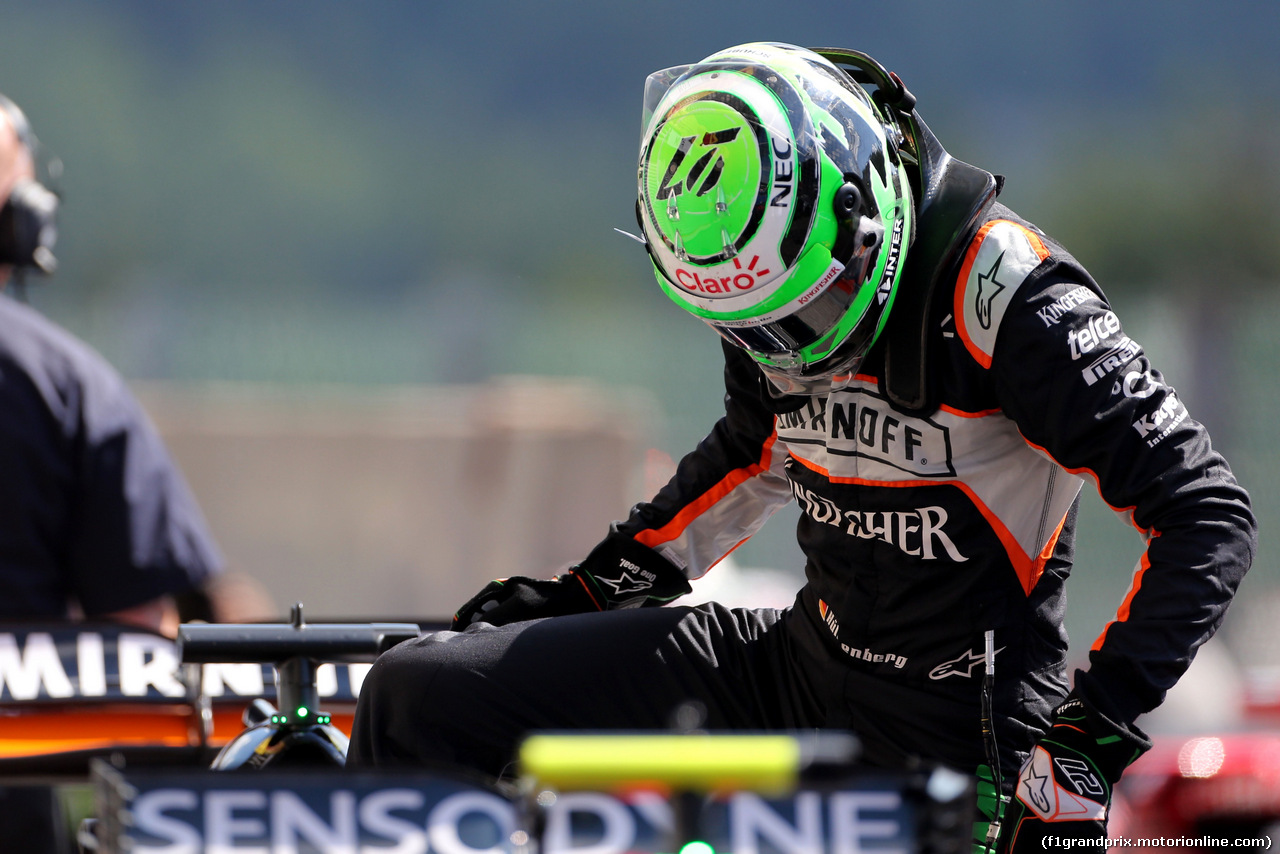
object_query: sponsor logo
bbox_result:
[1081,337,1142,386]
[0,630,184,701]
[817,600,908,668]
[1113,368,1162,399]
[674,254,772,295]
[769,136,793,208]
[974,251,1009,330]
[776,392,955,478]
[0,629,368,704]
[118,778,913,854]
[1055,697,1085,716]
[928,645,1002,681]
[1035,286,1099,328]
[126,786,516,854]
[877,218,905,305]
[796,261,846,306]
[1132,393,1188,448]
[790,482,968,562]
[655,127,741,201]
[1067,311,1122,360]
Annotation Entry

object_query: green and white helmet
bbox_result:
[637,42,914,395]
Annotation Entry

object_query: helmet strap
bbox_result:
[810,48,919,159]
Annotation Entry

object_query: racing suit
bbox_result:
[350,202,1255,792]
[610,199,1256,765]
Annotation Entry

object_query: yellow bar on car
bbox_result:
[518,734,802,795]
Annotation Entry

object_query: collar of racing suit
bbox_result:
[879,108,1003,417]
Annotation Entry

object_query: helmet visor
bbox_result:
[641,64,693,142]
[753,334,873,397]
[705,211,887,349]
[710,269,861,355]
[756,357,864,397]
[714,255,891,398]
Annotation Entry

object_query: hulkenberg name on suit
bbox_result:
[818,600,908,669]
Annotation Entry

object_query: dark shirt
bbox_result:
[0,293,221,618]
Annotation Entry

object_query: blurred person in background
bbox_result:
[0,93,224,633]
[350,44,1256,853]
[0,92,224,852]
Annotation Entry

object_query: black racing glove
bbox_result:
[996,691,1151,853]
[451,531,692,630]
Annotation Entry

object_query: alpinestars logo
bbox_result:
[655,128,741,200]
[928,645,1002,680]
[1023,760,1053,814]
[974,251,1008,330]
[594,559,655,596]
[1016,747,1107,821]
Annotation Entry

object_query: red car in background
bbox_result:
[1110,649,1280,851]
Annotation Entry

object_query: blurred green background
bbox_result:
[2,1,1277,667]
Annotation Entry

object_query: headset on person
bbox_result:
[0,94,59,281]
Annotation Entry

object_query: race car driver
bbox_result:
[349,43,1256,852]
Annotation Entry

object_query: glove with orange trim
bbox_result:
[996,691,1150,853]
[451,532,691,629]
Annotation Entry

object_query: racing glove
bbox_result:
[996,691,1150,854]
[451,530,692,629]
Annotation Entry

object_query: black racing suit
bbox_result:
[349,203,1255,788]
[613,200,1255,762]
